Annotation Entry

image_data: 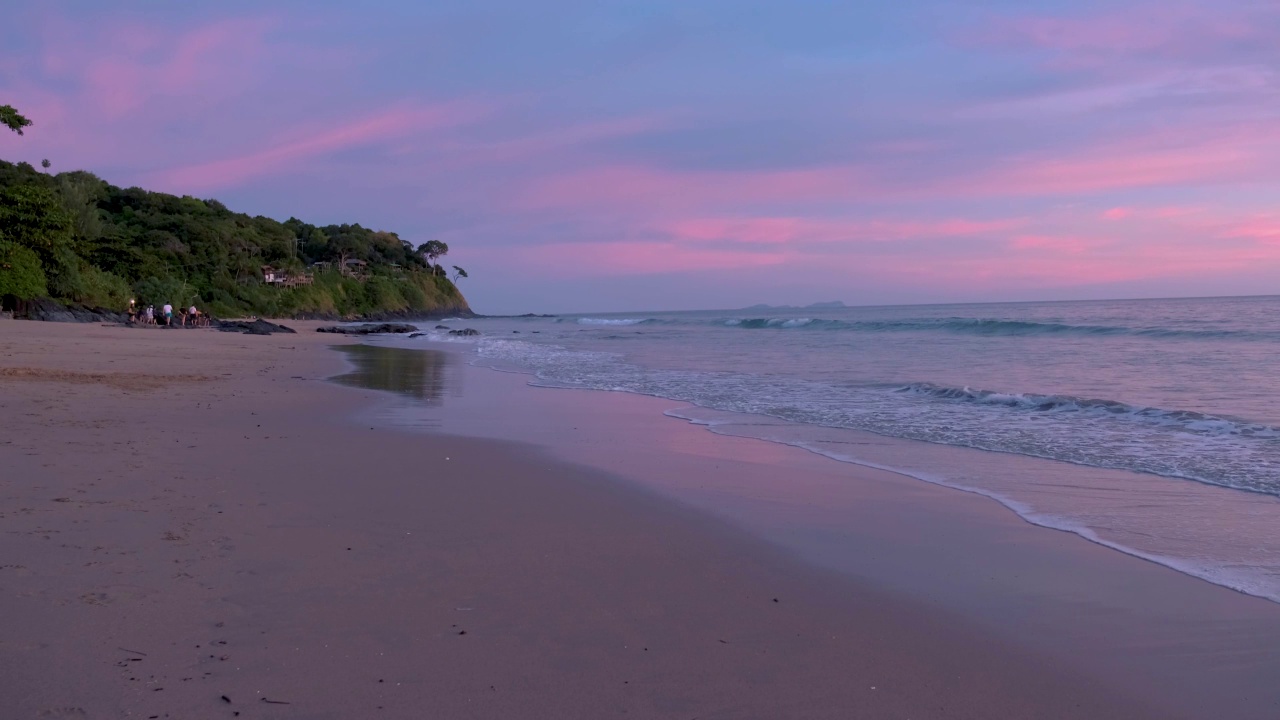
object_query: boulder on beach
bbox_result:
[215,319,297,335]
[448,328,480,336]
[315,323,419,335]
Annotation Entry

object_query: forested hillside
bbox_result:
[0,158,470,319]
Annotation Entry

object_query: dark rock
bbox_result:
[315,323,418,335]
[408,332,425,338]
[290,304,475,322]
[22,297,127,323]
[435,325,450,329]
[215,319,297,335]
[447,328,480,336]
[350,306,475,322]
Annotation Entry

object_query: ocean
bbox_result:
[392,296,1280,603]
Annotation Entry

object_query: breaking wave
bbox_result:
[571,317,655,326]
[721,316,1276,340]
[899,383,1280,438]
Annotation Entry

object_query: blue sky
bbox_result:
[3,0,1279,312]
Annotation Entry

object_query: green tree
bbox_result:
[57,174,106,244]
[0,184,76,257]
[416,239,448,268]
[1,105,32,135]
[0,184,99,301]
[133,275,195,307]
[0,158,470,318]
[451,265,468,282]
[0,240,48,299]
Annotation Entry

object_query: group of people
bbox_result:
[127,299,208,327]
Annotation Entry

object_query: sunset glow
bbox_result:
[3,0,1277,312]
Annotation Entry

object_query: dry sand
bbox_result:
[1,320,1174,718]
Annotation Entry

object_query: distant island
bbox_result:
[0,158,470,320]
[741,301,846,311]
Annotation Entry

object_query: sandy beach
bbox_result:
[0,319,1266,719]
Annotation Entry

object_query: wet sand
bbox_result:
[362,343,1280,719]
[0,319,1238,718]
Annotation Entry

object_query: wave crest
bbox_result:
[717,316,1270,340]
[898,382,1280,437]
[572,317,653,326]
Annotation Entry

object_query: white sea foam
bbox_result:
[451,296,1280,605]
[575,317,651,326]
[663,407,1280,604]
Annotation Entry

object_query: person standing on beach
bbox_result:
[162,302,173,326]
[145,305,154,324]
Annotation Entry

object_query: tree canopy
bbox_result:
[416,239,449,267]
[1,105,32,135]
[0,158,469,318]
[0,241,47,299]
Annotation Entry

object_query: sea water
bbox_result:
[398,296,1280,602]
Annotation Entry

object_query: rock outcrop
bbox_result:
[22,298,126,324]
[215,319,297,335]
[315,323,418,335]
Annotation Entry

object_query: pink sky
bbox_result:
[2,1,1278,312]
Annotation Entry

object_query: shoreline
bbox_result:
[659,405,1280,605]
[374,331,1280,608]
[403,310,1280,611]
[0,321,1270,717]
[353,338,1280,717]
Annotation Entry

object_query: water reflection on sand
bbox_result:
[332,344,460,405]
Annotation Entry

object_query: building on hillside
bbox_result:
[262,265,313,287]
[341,259,368,279]
[281,271,314,288]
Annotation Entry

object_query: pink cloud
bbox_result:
[971,4,1262,60]
[964,121,1279,198]
[517,164,871,214]
[488,241,788,277]
[696,205,1280,292]
[0,14,291,171]
[1220,217,1280,245]
[670,217,807,244]
[1096,205,1205,222]
[404,114,670,167]
[1101,207,1280,249]
[1010,234,1109,254]
[53,17,276,120]
[150,103,486,192]
[977,209,1280,288]
[666,216,1023,245]
[507,115,1279,225]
